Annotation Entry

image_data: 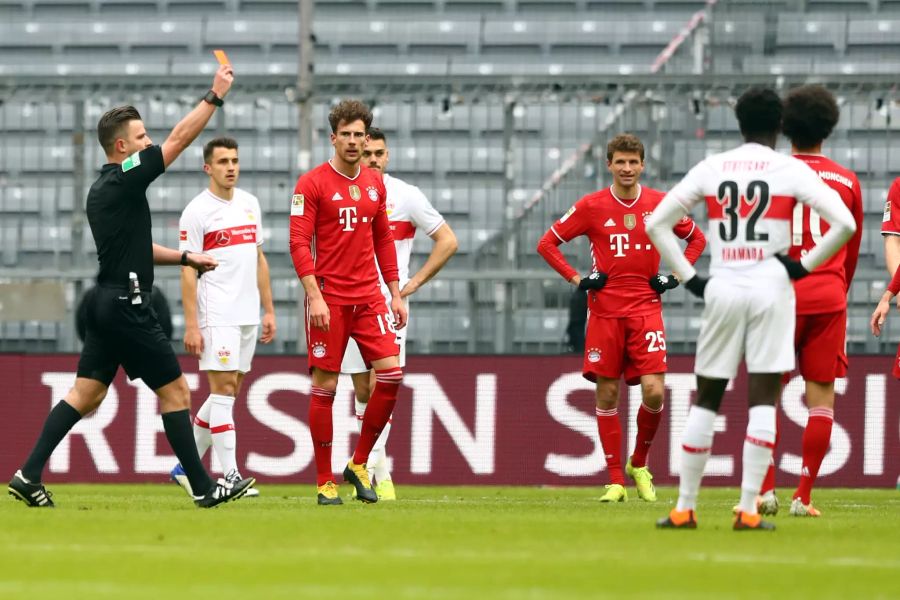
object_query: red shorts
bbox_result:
[305,299,399,373]
[792,310,848,383]
[583,312,667,386]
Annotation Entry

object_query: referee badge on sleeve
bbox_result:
[291,194,305,216]
[121,151,142,172]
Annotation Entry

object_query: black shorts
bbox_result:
[76,286,182,390]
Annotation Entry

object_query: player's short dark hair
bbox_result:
[203,136,239,163]
[367,127,387,143]
[606,133,644,162]
[97,105,142,155]
[328,99,373,133]
[735,87,782,138]
[782,85,839,150]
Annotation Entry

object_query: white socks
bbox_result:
[355,399,392,482]
[738,405,777,515]
[195,394,238,475]
[193,397,213,459]
[676,406,717,512]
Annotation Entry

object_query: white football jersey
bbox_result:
[381,173,445,293]
[179,187,263,327]
[655,142,852,282]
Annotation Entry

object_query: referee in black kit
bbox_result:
[8,63,255,508]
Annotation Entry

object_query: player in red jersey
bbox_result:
[874,175,900,399]
[289,100,407,505]
[753,85,864,518]
[537,134,706,502]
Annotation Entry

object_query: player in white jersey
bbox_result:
[341,128,458,500]
[170,137,276,497]
[646,88,856,531]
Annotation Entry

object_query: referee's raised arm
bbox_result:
[161,63,234,168]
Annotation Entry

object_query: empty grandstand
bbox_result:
[0,0,898,355]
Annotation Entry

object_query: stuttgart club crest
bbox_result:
[587,347,602,363]
[349,185,361,201]
[217,347,230,365]
[312,342,327,358]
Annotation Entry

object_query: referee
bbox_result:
[8,64,255,508]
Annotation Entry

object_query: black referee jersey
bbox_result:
[77,144,182,390]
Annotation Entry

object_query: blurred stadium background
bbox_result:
[1,0,899,356]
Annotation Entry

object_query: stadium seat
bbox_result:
[776,15,846,53]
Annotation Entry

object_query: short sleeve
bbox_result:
[178,204,203,253]
[882,178,900,236]
[408,185,445,236]
[120,144,165,189]
[550,196,590,242]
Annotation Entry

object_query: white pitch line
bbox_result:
[687,553,900,570]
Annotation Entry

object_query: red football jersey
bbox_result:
[540,186,703,318]
[881,177,900,236]
[790,154,863,315]
[289,161,399,305]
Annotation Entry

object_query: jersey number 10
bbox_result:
[791,203,824,250]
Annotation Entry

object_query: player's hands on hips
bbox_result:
[577,271,608,292]
[211,64,234,98]
[186,252,218,274]
[308,296,330,331]
[684,275,708,298]
[184,327,203,358]
[649,273,679,295]
[391,295,408,330]
[260,312,276,344]
[775,253,810,280]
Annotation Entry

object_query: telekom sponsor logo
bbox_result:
[202,225,257,251]
[0,355,897,486]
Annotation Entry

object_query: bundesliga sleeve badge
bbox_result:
[291,194,305,216]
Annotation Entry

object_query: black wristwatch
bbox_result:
[181,250,190,266]
[202,90,224,107]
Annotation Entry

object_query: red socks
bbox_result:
[630,402,663,469]
[596,408,624,485]
[309,386,336,486]
[759,424,779,496]
[794,407,834,504]
[353,368,403,465]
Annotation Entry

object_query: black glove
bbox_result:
[684,275,708,298]
[775,253,810,280]
[578,271,608,291]
[649,273,680,295]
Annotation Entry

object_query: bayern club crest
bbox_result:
[367,186,380,202]
[642,211,653,224]
[312,342,327,358]
[587,347,602,363]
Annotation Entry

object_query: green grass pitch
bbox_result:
[2,485,899,599]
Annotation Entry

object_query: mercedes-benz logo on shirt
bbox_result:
[215,230,231,246]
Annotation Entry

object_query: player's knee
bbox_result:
[642,386,664,410]
[594,378,619,409]
[375,367,404,388]
[67,387,105,415]
[159,378,191,412]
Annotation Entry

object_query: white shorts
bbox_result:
[694,276,796,380]
[199,325,259,373]
[341,306,407,374]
